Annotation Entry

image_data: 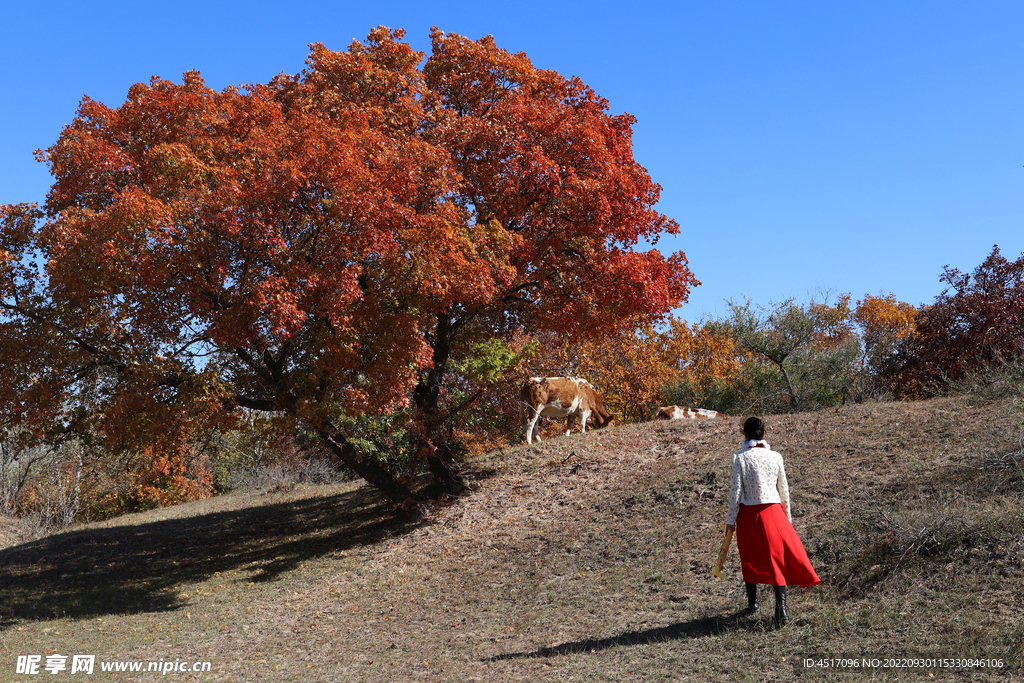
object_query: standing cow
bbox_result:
[520,377,614,444]
[655,405,726,421]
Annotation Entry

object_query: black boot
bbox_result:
[743,582,759,614]
[773,585,789,627]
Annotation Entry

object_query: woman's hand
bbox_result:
[726,524,735,533]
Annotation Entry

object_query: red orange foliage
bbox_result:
[808,295,856,350]
[549,317,741,423]
[570,323,681,422]
[119,445,214,510]
[852,293,917,379]
[897,246,1024,393]
[668,318,745,391]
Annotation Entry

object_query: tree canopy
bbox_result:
[0,27,697,509]
[896,245,1024,394]
[712,296,860,411]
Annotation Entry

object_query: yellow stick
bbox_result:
[712,528,734,579]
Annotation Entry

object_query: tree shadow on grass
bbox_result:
[0,485,430,629]
[488,612,753,661]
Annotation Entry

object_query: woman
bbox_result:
[725,417,819,626]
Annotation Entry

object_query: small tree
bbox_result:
[852,293,917,387]
[564,321,682,422]
[633,317,749,416]
[713,295,861,411]
[1,432,87,535]
[1,433,57,517]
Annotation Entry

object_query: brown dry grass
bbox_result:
[1,395,1022,682]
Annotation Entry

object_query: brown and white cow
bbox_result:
[519,377,614,444]
[655,405,726,421]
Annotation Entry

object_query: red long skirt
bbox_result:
[736,503,820,588]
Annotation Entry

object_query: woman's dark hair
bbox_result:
[743,417,765,440]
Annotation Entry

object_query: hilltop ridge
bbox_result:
[1,395,1021,681]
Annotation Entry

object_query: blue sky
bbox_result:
[2,1,1021,320]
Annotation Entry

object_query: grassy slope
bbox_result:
[1,396,1022,682]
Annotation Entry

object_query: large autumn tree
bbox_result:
[0,27,697,510]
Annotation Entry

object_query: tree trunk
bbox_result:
[778,363,799,410]
[411,313,467,496]
[316,427,421,512]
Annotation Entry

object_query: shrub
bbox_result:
[897,246,1024,395]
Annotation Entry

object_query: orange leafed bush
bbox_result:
[809,294,856,349]
[853,293,918,379]
[549,317,742,422]
[570,323,679,422]
[668,318,744,389]
[121,447,214,509]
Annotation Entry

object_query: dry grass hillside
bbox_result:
[1,395,1022,682]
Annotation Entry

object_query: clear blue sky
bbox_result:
[2,1,1021,320]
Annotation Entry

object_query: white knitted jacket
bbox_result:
[726,440,791,526]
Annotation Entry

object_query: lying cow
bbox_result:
[520,377,614,445]
[655,405,726,421]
